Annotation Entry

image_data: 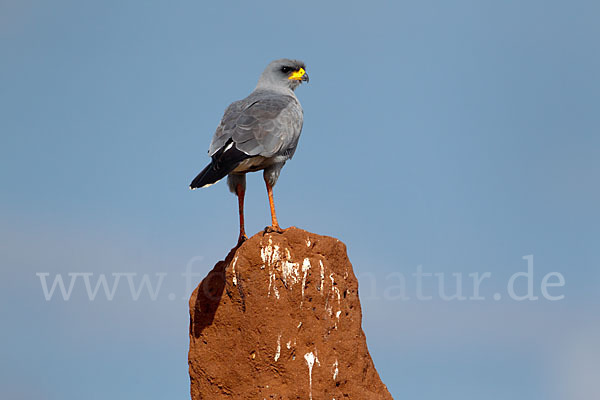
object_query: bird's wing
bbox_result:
[208,100,246,156]
[209,95,303,158]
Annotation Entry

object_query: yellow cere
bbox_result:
[288,68,306,80]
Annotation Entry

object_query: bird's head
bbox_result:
[256,59,309,91]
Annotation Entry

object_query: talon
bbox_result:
[264,225,284,234]
[237,233,248,245]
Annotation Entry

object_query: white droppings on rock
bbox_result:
[332,359,339,380]
[319,260,325,294]
[333,286,341,303]
[274,334,281,362]
[263,238,281,299]
[261,237,306,298]
[327,273,342,328]
[304,352,320,400]
[300,258,311,307]
[231,256,238,286]
[261,237,280,266]
[330,273,341,303]
[286,340,292,349]
[282,259,300,286]
[268,271,280,299]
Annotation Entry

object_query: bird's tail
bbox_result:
[189,161,233,189]
[190,140,251,190]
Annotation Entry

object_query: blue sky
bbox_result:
[1,0,599,399]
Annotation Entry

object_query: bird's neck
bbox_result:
[255,81,296,96]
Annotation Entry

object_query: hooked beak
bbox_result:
[288,68,309,83]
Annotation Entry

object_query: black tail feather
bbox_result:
[190,162,224,189]
[190,142,250,189]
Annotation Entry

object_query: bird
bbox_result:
[190,59,309,244]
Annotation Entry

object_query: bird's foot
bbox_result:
[264,225,284,235]
[237,232,248,246]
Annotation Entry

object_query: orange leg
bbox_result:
[236,184,247,244]
[264,179,282,232]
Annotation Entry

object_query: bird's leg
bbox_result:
[236,184,248,244]
[264,178,283,233]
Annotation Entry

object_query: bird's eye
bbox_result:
[281,66,292,73]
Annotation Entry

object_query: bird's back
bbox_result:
[208,89,303,161]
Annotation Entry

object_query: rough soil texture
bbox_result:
[189,227,393,399]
